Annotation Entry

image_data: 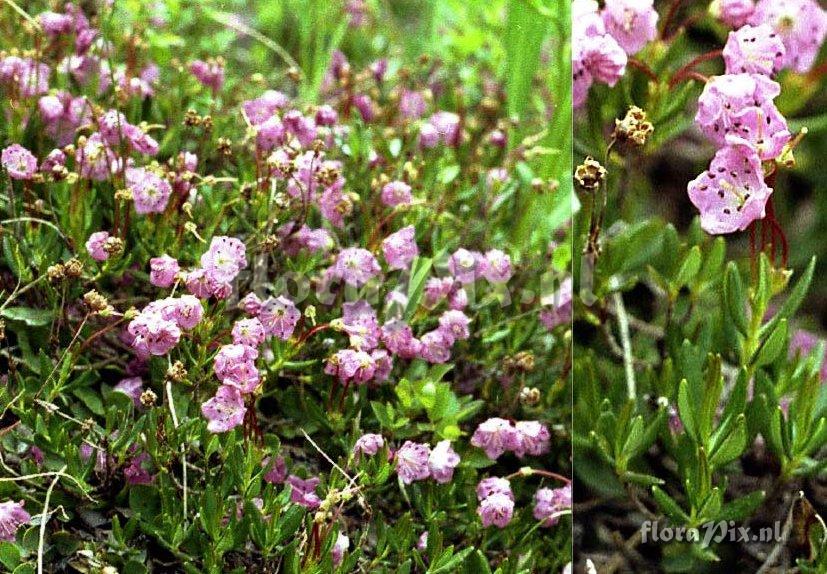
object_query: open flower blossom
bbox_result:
[214,344,260,393]
[258,296,300,340]
[471,417,520,459]
[711,0,756,29]
[127,167,173,214]
[601,0,658,55]
[325,349,377,384]
[189,59,225,92]
[395,441,431,484]
[331,248,382,287]
[149,255,180,288]
[695,73,790,161]
[687,142,772,234]
[749,0,827,73]
[286,475,321,509]
[723,24,786,76]
[201,385,247,433]
[572,0,627,108]
[354,433,385,457]
[382,225,419,270]
[113,377,144,407]
[428,440,460,484]
[0,500,30,542]
[86,231,111,261]
[476,477,514,528]
[533,484,572,527]
[1,144,37,180]
[231,318,266,347]
[514,421,552,457]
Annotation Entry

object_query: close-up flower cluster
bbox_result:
[573,0,827,571]
[0,0,570,572]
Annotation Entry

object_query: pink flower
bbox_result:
[214,344,260,393]
[395,441,431,484]
[400,89,426,120]
[540,277,573,330]
[476,477,513,500]
[382,225,419,270]
[353,93,376,122]
[149,255,180,288]
[239,293,263,316]
[113,377,143,407]
[325,349,377,384]
[167,295,204,330]
[38,11,74,35]
[189,59,224,92]
[419,123,440,149]
[696,74,790,160]
[286,475,321,509]
[2,144,37,180]
[427,111,461,147]
[437,310,471,344]
[0,57,50,97]
[124,452,154,485]
[40,148,67,174]
[471,418,519,460]
[283,110,317,146]
[448,248,483,284]
[128,310,181,356]
[354,433,385,457]
[342,300,380,350]
[418,330,452,364]
[255,116,285,151]
[77,134,120,181]
[0,500,30,541]
[242,90,289,125]
[331,248,382,287]
[315,104,338,126]
[750,0,827,73]
[514,421,551,457]
[533,484,572,527]
[723,24,785,76]
[381,180,413,207]
[482,249,512,283]
[712,0,756,29]
[687,143,772,234]
[428,440,460,484]
[201,385,247,433]
[200,236,247,283]
[381,319,421,358]
[478,493,514,528]
[602,0,658,55]
[86,231,110,261]
[331,532,349,566]
[232,318,266,347]
[423,277,454,307]
[259,296,300,340]
[127,167,173,214]
[263,456,287,484]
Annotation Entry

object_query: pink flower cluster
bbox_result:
[476,477,514,528]
[713,0,827,73]
[1,144,37,180]
[394,440,460,485]
[573,0,658,108]
[686,16,815,234]
[0,500,30,541]
[540,276,573,331]
[126,295,204,357]
[470,418,551,460]
[533,484,572,527]
[185,236,247,300]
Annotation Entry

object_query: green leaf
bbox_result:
[0,306,53,327]
[405,257,433,319]
[674,246,702,289]
[716,490,766,522]
[723,263,748,335]
[652,486,690,524]
[0,542,20,571]
[709,415,748,469]
[677,379,697,441]
[73,387,104,416]
[754,318,788,367]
